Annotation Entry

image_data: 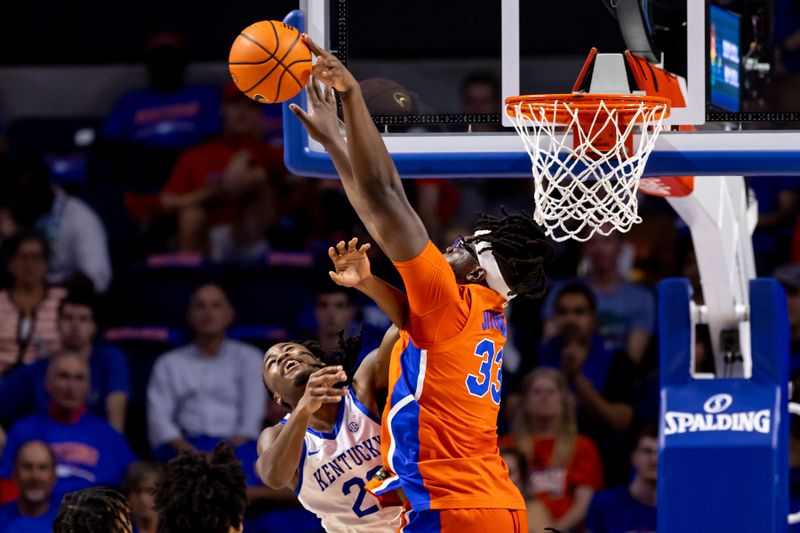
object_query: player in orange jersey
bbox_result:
[289,38,554,532]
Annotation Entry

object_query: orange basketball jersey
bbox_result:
[368,241,525,512]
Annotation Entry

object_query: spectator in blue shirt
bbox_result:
[99,31,221,194]
[586,424,658,533]
[542,232,655,365]
[0,291,131,432]
[103,32,221,151]
[0,352,136,502]
[0,440,58,533]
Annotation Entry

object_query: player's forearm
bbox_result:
[323,135,354,183]
[356,275,409,328]
[339,87,401,193]
[334,75,430,262]
[320,133,378,221]
[257,409,313,489]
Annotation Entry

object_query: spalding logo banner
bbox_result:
[664,393,771,435]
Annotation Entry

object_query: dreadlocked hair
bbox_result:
[53,486,132,533]
[302,328,363,384]
[154,442,247,533]
[464,209,554,299]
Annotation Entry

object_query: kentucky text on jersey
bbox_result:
[293,390,400,531]
[313,436,382,491]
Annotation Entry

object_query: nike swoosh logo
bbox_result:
[308,449,321,456]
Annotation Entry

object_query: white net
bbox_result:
[506,97,669,242]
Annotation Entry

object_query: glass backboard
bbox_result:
[285,0,800,177]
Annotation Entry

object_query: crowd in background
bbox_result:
[0,31,798,533]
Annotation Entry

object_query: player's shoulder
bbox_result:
[257,422,286,455]
[466,281,506,305]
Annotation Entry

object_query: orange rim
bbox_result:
[505,93,671,124]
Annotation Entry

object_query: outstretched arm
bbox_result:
[289,77,355,194]
[290,48,470,345]
[297,37,429,262]
[328,237,409,328]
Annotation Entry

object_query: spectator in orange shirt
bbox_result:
[127,84,281,262]
[505,367,603,532]
[0,231,64,377]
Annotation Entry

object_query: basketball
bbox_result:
[228,21,312,104]
[360,78,416,115]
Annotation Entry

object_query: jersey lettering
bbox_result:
[311,435,382,492]
[342,465,382,517]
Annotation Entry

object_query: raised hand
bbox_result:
[289,76,343,145]
[296,366,349,415]
[328,237,372,288]
[302,35,359,94]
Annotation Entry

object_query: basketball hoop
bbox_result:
[506,93,671,242]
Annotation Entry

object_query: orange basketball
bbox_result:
[228,21,312,104]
